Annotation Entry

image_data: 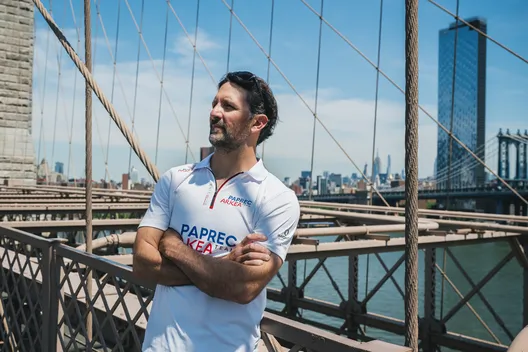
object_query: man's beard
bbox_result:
[209,120,252,152]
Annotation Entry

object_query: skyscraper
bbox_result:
[130,166,139,184]
[372,150,382,183]
[436,17,487,189]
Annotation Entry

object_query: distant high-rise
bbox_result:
[55,162,64,175]
[386,154,391,176]
[436,17,487,189]
[130,166,139,184]
[372,150,382,183]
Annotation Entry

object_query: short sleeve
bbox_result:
[252,190,300,262]
[138,170,172,231]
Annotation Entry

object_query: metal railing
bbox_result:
[0,225,410,352]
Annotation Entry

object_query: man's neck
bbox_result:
[210,146,258,180]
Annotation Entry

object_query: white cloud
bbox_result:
[172,28,222,58]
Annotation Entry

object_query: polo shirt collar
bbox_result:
[194,152,268,182]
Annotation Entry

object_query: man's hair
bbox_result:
[218,71,279,145]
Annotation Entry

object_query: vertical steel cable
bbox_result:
[128,0,145,180]
[103,0,121,183]
[67,0,82,185]
[155,3,170,166]
[185,0,201,164]
[50,0,66,176]
[84,0,93,345]
[308,0,324,201]
[368,0,384,204]
[226,0,235,72]
[365,0,384,320]
[23,12,39,176]
[446,0,460,208]
[261,0,275,160]
[442,3,460,318]
[88,3,110,183]
[404,0,419,349]
[37,1,52,181]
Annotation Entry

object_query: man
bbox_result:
[133,71,301,351]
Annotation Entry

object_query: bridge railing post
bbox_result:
[41,238,67,352]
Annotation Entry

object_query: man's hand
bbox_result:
[159,228,183,259]
[160,229,271,267]
[227,233,271,266]
[132,226,192,287]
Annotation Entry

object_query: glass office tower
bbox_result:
[436,17,487,189]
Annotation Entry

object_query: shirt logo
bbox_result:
[181,223,238,254]
[178,167,192,172]
[219,195,253,207]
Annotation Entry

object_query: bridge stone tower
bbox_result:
[497,129,528,180]
[0,0,37,185]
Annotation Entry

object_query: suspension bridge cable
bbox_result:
[434,136,496,180]
[307,0,324,201]
[127,0,145,179]
[50,0,67,174]
[434,142,495,185]
[94,2,134,124]
[369,0,384,204]
[404,0,419,348]
[90,5,114,184]
[428,0,528,66]
[434,149,499,186]
[166,0,216,86]
[226,0,234,73]
[185,0,201,164]
[23,17,39,175]
[32,0,161,181]
[299,0,528,206]
[434,147,500,190]
[88,0,118,184]
[103,0,121,183]
[83,0,94,343]
[155,2,169,166]
[15,1,53,182]
[434,138,498,181]
[36,1,52,178]
[260,0,275,160]
[446,0,460,210]
[67,0,80,181]
[64,0,104,185]
[219,0,392,207]
[434,147,499,186]
[365,0,385,330]
[123,0,197,163]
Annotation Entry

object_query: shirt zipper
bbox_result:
[208,171,244,209]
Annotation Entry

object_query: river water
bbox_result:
[267,233,522,351]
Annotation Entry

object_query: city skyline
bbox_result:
[29,1,528,184]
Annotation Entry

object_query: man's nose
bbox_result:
[210,104,222,120]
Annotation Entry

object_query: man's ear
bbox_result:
[252,113,268,133]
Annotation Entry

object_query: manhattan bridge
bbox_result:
[0,0,527,351]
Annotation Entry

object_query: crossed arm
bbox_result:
[132,227,282,304]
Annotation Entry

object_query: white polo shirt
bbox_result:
[139,153,300,352]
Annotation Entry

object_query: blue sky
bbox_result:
[31,0,528,183]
